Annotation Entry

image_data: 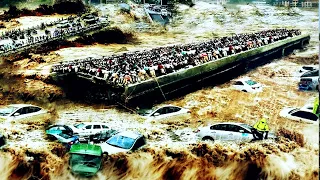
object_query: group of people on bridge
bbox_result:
[51,28,301,87]
[0,15,102,54]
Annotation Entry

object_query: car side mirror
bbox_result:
[153,113,160,116]
[239,130,244,133]
[13,113,20,116]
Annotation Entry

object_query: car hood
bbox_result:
[100,143,130,155]
[279,107,296,117]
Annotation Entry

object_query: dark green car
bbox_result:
[69,144,105,177]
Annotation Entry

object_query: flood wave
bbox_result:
[0,133,318,180]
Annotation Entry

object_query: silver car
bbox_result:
[99,131,146,155]
[138,105,191,122]
[0,104,47,121]
[195,122,276,142]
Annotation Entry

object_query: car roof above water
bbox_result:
[6,104,38,108]
[210,122,252,128]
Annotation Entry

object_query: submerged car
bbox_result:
[195,122,277,142]
[298,65,318,74]
[99,131,146,155]
[279,108,319,124]
[72,122,111,142]
[232,77,263,93]
[298,78,316,91]
[0,104,47,121]
[90,129,119,143]
[69,144,104,177]
[299,70,319,91]
[138,105,191,122]
[46,124,74,136]
[46,131,79,150]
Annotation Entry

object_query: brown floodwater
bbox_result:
[0,2,319,180]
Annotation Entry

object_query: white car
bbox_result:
[298,65,318,74]
[72,122,111,141]
[0,104,47,121]
[232,78,263,93]
[300,103,314,113]
[195,122,277,142]
[279,108,319,124]
[99,131,146,155]
[138,105,191,122]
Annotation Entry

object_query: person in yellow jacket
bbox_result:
[252,116,270,140]
[313,97,319,116]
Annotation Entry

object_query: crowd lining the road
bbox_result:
[52,29,301,87]
[0,15,105,53]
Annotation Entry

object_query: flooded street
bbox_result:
[0,1,319,180]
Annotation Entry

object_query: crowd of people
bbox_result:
[0,15,103,53]
[52,29,301,88]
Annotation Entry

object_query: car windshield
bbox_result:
[74,123,85,129]
[0,106,18,116]
[106,135,135,149]
[245,80,257,86]
[137,108,154,116]
[240,124,253,131]
[288,108,299,114]
[70,154,101,168]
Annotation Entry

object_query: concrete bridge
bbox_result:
[0,21,109,58]
[50,34,310,107]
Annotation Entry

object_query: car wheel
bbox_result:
[202,136,214,142]
[242,90,247,92]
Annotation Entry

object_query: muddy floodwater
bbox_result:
[0,1,319,180]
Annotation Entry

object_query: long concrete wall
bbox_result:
[122,34,310,103]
